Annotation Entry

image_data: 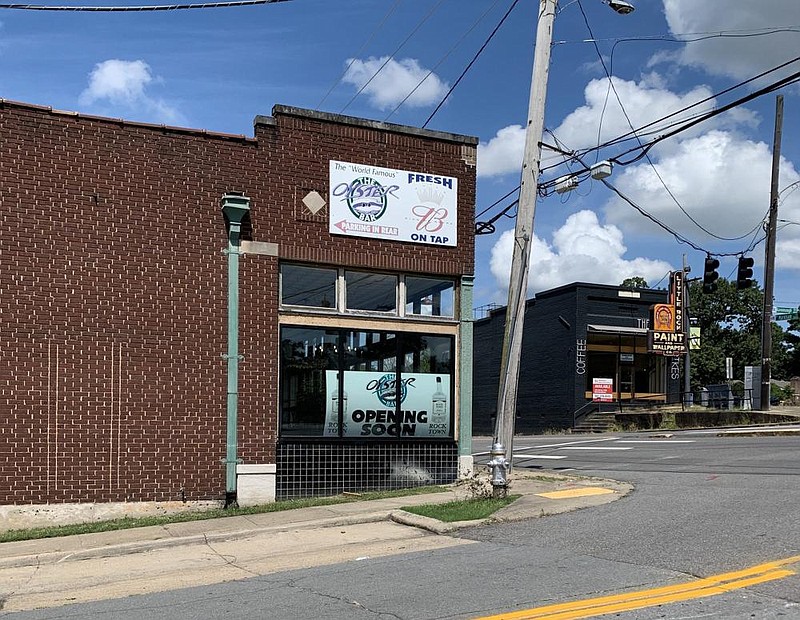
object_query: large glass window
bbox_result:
[280,265,336,309]
[345,271,397,313]
[280,327,340,436]
[280,326,454,439]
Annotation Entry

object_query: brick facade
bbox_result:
[0,100,477,505]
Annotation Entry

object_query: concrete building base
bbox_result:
[236,464,277,506]
[458,455,474,479]
[0,500,223,533]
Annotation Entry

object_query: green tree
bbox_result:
[620,276,649,288]
[785,310,800,377]
[688,278,791,388]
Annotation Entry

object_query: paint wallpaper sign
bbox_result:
[329,160,458,246]
[324,370,451,438]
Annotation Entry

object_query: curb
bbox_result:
[0,512,392,570]
[389,510,480,534]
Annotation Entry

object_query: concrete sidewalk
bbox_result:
[0,472,631,613]
[0,471,630,570]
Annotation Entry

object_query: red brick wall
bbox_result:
[0,101,477,504]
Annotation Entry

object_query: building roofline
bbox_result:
[0,97,257,143]
[0,98,480,148]
[476,281,668,320]
[258,104,479,146]
[534,281,667,299]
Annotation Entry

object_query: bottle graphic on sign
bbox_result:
[331,372,348,417]
[431,376,447,423]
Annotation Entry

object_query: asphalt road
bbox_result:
[5,429,800,619]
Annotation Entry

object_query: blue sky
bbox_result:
[2,0,800,313]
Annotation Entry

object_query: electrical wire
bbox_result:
[316,0,402,111]
[422,0,520,128]
[573,0,787,243]
[383,0,505,121]
[541,52,800,173]
[537,64,800,192]
[339,0,447,115]
[0,0,288,9]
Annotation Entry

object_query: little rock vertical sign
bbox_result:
[647,270,687,355]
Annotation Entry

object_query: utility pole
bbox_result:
[493,0,556,466]
[682,255,692,405]
[493,0,635,467]
[761,95,783,411]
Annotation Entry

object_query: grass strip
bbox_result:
[401,495,520,523]
[0,485,445,544]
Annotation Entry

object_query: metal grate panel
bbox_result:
[276,440,458,499]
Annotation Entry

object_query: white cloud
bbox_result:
[476,73,758,181]
[79,59,182,124]
[552,75,756,158]
[477,125,525,178]
[661,0,800,83]
[489,210,673,297]
[604,130,800,246]
[342,56,449,111]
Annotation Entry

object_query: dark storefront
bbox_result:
[473,282,682,434]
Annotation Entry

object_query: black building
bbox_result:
[473,282,682,434]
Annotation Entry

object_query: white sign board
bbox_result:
[329,160,458,247]
[325,370,451,438]
[592,377,614,402]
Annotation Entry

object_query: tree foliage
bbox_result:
[620,276,649,288]
[688,278,792,388]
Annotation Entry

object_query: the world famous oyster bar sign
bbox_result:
[329,160,458,247]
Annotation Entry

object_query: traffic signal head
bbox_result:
[736,256,755,290]
[703,256,720,294]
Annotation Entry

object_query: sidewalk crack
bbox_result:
[202,534,260,577]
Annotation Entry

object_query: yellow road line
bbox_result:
[536,488,616,500]
[475,555,800,620]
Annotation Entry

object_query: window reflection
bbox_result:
[281,265,336,308]
[405,276,454,317]
[345,271,398,313]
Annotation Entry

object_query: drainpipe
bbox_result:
[221,193,250,507]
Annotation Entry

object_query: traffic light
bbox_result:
[702,256,720,294]
[736,256,755,290]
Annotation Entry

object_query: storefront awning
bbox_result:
[587,324,648,336]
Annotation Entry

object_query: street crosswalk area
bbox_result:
[471,436,696,471]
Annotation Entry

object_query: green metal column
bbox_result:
[459,275,475,457]
[221,193,250,507]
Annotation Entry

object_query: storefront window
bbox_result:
[280,326,340,436]
[346,271,398,313]
[280,264,337,309]
[584,332,666,401]
[280,326,454,439]
[280,263,456,321]
[405,277,454,318]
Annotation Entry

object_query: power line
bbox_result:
[0,0,288,10]
[383,0,506,122]
[542,52,800,173]
[339,0,447,115]
[423,0,520,128]
[316,0,402,111]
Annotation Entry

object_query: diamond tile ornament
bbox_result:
[302,191,326,215]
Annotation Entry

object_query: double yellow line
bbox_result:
[476,555,800,620]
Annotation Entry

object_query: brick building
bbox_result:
[1,99,477,513]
